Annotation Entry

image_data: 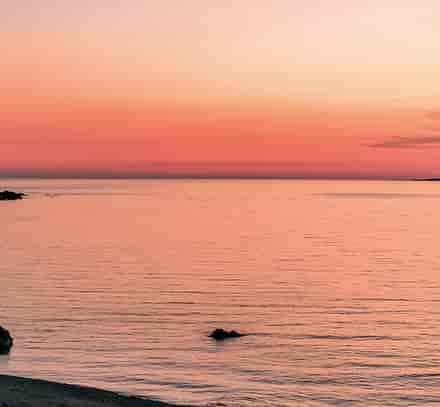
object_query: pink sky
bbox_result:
[1,1,440,177]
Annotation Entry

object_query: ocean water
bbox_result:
[2,179,440,407]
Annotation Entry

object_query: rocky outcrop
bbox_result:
[209,328,245,340]
[0,326,13,353]
[0,191,26,200]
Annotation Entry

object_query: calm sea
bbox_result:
[2,179,440,406]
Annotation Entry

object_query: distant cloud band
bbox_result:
[427,111,440,121]
[369,136,440,149]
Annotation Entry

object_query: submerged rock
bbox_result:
[209,328,245,340]
[0,326,13,353]
[0,191,26,201]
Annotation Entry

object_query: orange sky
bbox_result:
[1,1,439,178]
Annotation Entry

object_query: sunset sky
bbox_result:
[1,1,439,178]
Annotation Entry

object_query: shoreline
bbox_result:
[0,375,193,407]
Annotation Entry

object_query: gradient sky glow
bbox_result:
[1,1,440,178]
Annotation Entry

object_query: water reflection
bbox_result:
[1,179,440,407]
[0,353,10,366]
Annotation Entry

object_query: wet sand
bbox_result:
[0,375,191,407]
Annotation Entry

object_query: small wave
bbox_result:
[393,373,440,380]
[300,334,399,341]
[321,192,440,199]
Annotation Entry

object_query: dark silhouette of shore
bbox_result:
[0,375,191,407]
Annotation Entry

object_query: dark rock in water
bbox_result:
[209,328,245,340]
[0,191,26,201]
[0,326,13,353]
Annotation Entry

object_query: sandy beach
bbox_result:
[0,375,190,407]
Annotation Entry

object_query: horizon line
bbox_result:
[0,173,429,181]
